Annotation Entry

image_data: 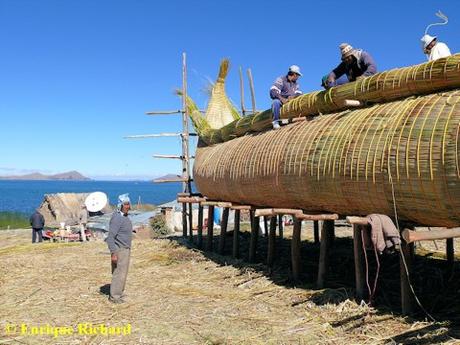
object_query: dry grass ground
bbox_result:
[0,227,459,345]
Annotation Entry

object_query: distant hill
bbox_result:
[153,174,185,182]
[0,170,91,181]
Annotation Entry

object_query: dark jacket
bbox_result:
[329,49,377,82]
[269,75,302,100]
[30,211,45,229]
[106,211,133,253]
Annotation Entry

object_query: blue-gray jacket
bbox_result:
[106,211,133,253]
[269,75,302,100]
[30,211,45,229]
[329,49,377,82]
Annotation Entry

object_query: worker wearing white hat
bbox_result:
[269,65,303,129]
[421,34,451,61]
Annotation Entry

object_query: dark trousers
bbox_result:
[32,228,43,243]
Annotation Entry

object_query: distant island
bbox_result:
[0,170,91,181]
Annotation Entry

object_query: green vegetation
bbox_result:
[150,214,170,237]
[0,212,30,230]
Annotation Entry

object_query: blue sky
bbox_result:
[0,0,458,180]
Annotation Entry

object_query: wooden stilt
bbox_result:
[400,238,415,315]
[232,210,240,259]
[267,216,277,269]
[317,220,335,288]
[313,220,319,244]
[197,205,203,249]
[206,205,215,251]
[182,203,187,237]
[291,217,302,281]
[249,211,259,262]
[264,216,269,237]
[218,208,229,254]
[278,215,284,239]
[188,203,193,243]
[353,224,366,301]
[447,238,454,266]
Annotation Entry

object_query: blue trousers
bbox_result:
[272,99,282,122]
[32,228,43,243]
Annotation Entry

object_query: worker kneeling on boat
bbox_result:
[269,65,303,129]
[323,43,377,89]
[106,194,133,304]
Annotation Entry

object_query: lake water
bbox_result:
[0,180,186,214]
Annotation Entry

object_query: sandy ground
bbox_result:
[0,227,459,345]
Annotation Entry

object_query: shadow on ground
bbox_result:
[168,227,460,343]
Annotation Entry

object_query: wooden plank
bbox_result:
[447,238,455,265]
[353,224,366,301]
[177,196,206,203]
[400,239,415,315]
[402,228,460,243]
[197,205,203,249]
[188,202,193,243]
[206,205,215,251]
[177,192,190,197]
[232,210,240,259]
[218,208,229,254]
[230,204,253,210]
[249,211,259,262]
[346,216,368,225]
[201,201,232,208]
[267,217,277,269]
[313,220,319,244]
[255,208,303,217]
[182,203,187,237]
[296,213,339,221]
[317,220,334,288]
[278,215,284,239]
[291,218,302,281]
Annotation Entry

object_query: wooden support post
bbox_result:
[353,224,366,301]
[267,216,277,269]
[291,217,302,281]
[446,238,454,266]
[317,220,335,288]
[249,211,259,263]
[218,208,229,254]
[400,239,415,315]
[263,216,269,237]
[206,205,215,251]
[233,210,240,259]
[188,203,193,243]
[278,215,284,239]
[197,205,203,249]
[182,203,187,237]
[313,220,319,244]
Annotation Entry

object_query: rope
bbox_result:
[389,174,437,321]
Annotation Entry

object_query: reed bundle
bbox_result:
[193,54,460,145]
[194,90,460,227]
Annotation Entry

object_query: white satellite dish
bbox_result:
[85,192,108,212]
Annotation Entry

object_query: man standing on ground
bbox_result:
[269,65,303,129]
[323,43,377,89]
[29,209,45,243]
[79,204,88,241]
[106,194,133,304]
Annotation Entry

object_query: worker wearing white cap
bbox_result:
[106,193,133,303]
[421,34,451,61]
[269,65,303,129]
[323,43,377,89]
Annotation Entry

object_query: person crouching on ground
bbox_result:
[106,194,133,304]
[29,209,45,243]
[323,43,377,89]
[269,65,303,129]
